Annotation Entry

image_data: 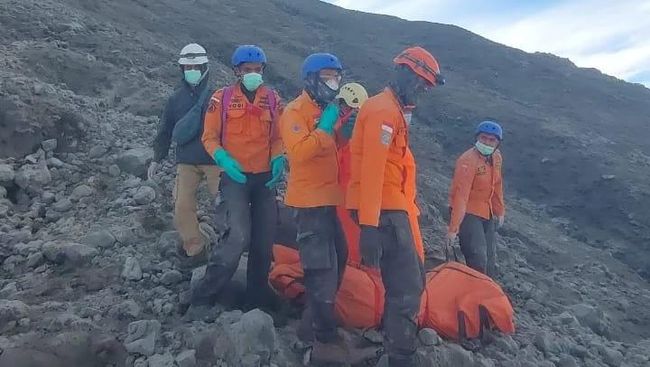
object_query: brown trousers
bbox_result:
[173,164,221,253]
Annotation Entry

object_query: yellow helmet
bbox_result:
[335,82,369,108]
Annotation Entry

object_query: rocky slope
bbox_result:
[1,0,649,366]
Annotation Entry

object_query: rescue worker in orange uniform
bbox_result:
[280,53,361,364]
[192,45,285,309]
[347,46,445,367]
[448,121,505,277]
[333,83,369,264]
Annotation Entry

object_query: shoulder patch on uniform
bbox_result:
[208,97,219,113]
[380,123,394,146]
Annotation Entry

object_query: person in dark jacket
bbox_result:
[149,43,220,257]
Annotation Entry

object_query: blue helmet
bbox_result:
[301,53,342,80]
[231,45,267,67]
[476,120,503,140]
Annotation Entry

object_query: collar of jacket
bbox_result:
[182,75,209,96]
[385,87,406,110]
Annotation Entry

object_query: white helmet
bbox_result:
[178,43,209,65]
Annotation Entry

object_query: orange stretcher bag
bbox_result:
[418,262,515,340]
[269,245,515,340]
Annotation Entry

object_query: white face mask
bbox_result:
[325,79,340,91]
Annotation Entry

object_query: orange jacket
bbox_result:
[346,88,412,227]
[202,83,283,173]
[448,148,505,233]
[280,91,342,207]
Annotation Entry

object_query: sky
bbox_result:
[324,0,650,87]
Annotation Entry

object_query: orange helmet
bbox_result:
[393,47,444,86]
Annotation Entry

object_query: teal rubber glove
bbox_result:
[339,110,357,140]
[213,149,247,184]
[317,103,340,135]
[265,155,287,189]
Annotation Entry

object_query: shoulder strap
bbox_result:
[220,86,235,144]
[266,88,280,146]
[266,88,278,121]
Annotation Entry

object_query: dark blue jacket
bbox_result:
[153,77,215,165]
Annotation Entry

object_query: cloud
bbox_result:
[325,0,650,86]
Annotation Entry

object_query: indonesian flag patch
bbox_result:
[380,123,394,146]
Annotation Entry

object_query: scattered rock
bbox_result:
[47,157,65,168]
[558,354,578,367]
[125,320,161,356]
[122,257,143,281]
[53,198,74,212]
[418,328,441,346]
[601,347,623,367]
[134,186,156,205]
[147,352,175,367]
[0,186,6,199]
[41,139,58,152]
[158,231,182,257]
[26,251,45,268]
[14,163,51,192]
[534,331,561,357]
[176,349,196,367]
[160,270,183,286]
[213,309,276,365]
[108,164,121,177]
[88,145,108,159]
[0,164,15,185]
[83,230,116,249]
[568,303,611,336]
[0,282,18,298]
[113,300,142,319]
[190,266,206,289]
[42,241,99,266]
[116,148,153,177]
[70,184,94,200]
[0,300,30,331]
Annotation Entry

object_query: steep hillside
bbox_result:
[1,0,649,366]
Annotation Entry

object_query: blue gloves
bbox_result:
[213,149,247,184]
[265,155,287,189]
[317,103,340,135]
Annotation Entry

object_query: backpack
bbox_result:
[171,86,213,146]
[219,85,279,144]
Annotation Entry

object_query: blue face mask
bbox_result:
[475,141,496,156]
[184,70,202,86]
[242,72,264,91]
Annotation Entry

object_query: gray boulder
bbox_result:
[147,353,175,367]
[213,309,277,365]
[0,164,15,185]
[568,304,611,336]
[122,257,143,281]
[0,300,30,331]
[83,230,116,249]
[53,198,74,212]
[41,139,58,152]
[124,320,161,356]
[116,149,153,177]
[158,231,182,257]
[15,163,51,191]
[42,242,98,266]
[175,350,196,367]
[70,184,94,201]
[134,186,156,205]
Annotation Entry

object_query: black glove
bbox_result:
[359,225,382,268]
